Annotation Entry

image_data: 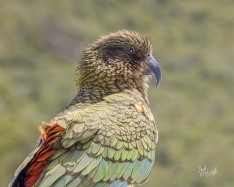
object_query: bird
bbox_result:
[9,30,162,187]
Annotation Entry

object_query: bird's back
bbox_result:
[35,92,157,187]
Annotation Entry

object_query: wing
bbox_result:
[9,93,157,187]
[9,103,92,187]
[37,93,157,187]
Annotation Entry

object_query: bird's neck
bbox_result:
[68,76,149,107]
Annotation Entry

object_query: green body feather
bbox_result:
[36,93,157,187]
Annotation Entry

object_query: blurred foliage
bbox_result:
[0,0,234,186]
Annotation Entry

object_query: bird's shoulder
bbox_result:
[51,92,156,148]
[54,92,155,130]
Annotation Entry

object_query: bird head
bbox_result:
[76,30,161,98]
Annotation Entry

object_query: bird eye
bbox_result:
[125,46,135,54]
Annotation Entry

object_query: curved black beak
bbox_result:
[148,54,162,88]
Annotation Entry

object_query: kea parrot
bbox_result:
[9,30,162,187]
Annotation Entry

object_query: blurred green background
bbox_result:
[0,0,233,186]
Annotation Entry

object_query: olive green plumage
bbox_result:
[38,93,157,187]
[10,30,161,187]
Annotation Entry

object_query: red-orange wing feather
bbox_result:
[24,123,64,187]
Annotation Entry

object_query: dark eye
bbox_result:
[125,46,135,54]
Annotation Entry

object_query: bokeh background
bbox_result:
[1,0,233,186]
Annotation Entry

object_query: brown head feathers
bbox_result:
[74,30,155,103]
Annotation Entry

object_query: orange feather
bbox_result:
[24,123,64,187]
